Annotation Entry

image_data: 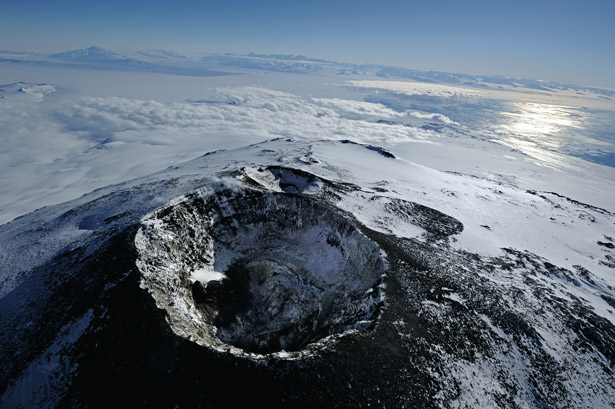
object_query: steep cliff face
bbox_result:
[135,189,385,359]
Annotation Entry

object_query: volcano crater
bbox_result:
[136,188,386,359]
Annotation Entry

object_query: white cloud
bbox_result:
[409,111,459,125]
[310,97,406,119]
[0,86,442,224]
[347,80,484,98]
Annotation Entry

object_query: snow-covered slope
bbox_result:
[1,139,613,408]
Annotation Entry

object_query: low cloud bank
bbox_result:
[0,85,449,223]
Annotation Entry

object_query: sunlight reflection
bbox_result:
[500,103,579,139]
[496,103,582,167]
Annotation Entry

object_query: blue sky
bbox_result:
[1,0,614,88]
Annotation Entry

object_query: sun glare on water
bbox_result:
[496,102,583,168]
[501,103,579,138]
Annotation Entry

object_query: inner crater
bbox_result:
[136,187,385,357]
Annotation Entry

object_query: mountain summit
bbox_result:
[1,139,614,408]
[50,46,154,67]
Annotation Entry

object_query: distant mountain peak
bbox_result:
[83,45,111,54]
[51,46,120,59]
[49,46,155,68]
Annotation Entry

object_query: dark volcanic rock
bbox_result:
[136,189,386,359]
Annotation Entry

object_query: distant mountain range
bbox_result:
[0,46,228,77]
[1,46,613,98]
[136,49,188,60]
[49,46,155,67]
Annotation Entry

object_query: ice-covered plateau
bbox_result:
[1,139,614,409]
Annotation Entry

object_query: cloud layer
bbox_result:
[0,85,450,223]
[348,80,484,98]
